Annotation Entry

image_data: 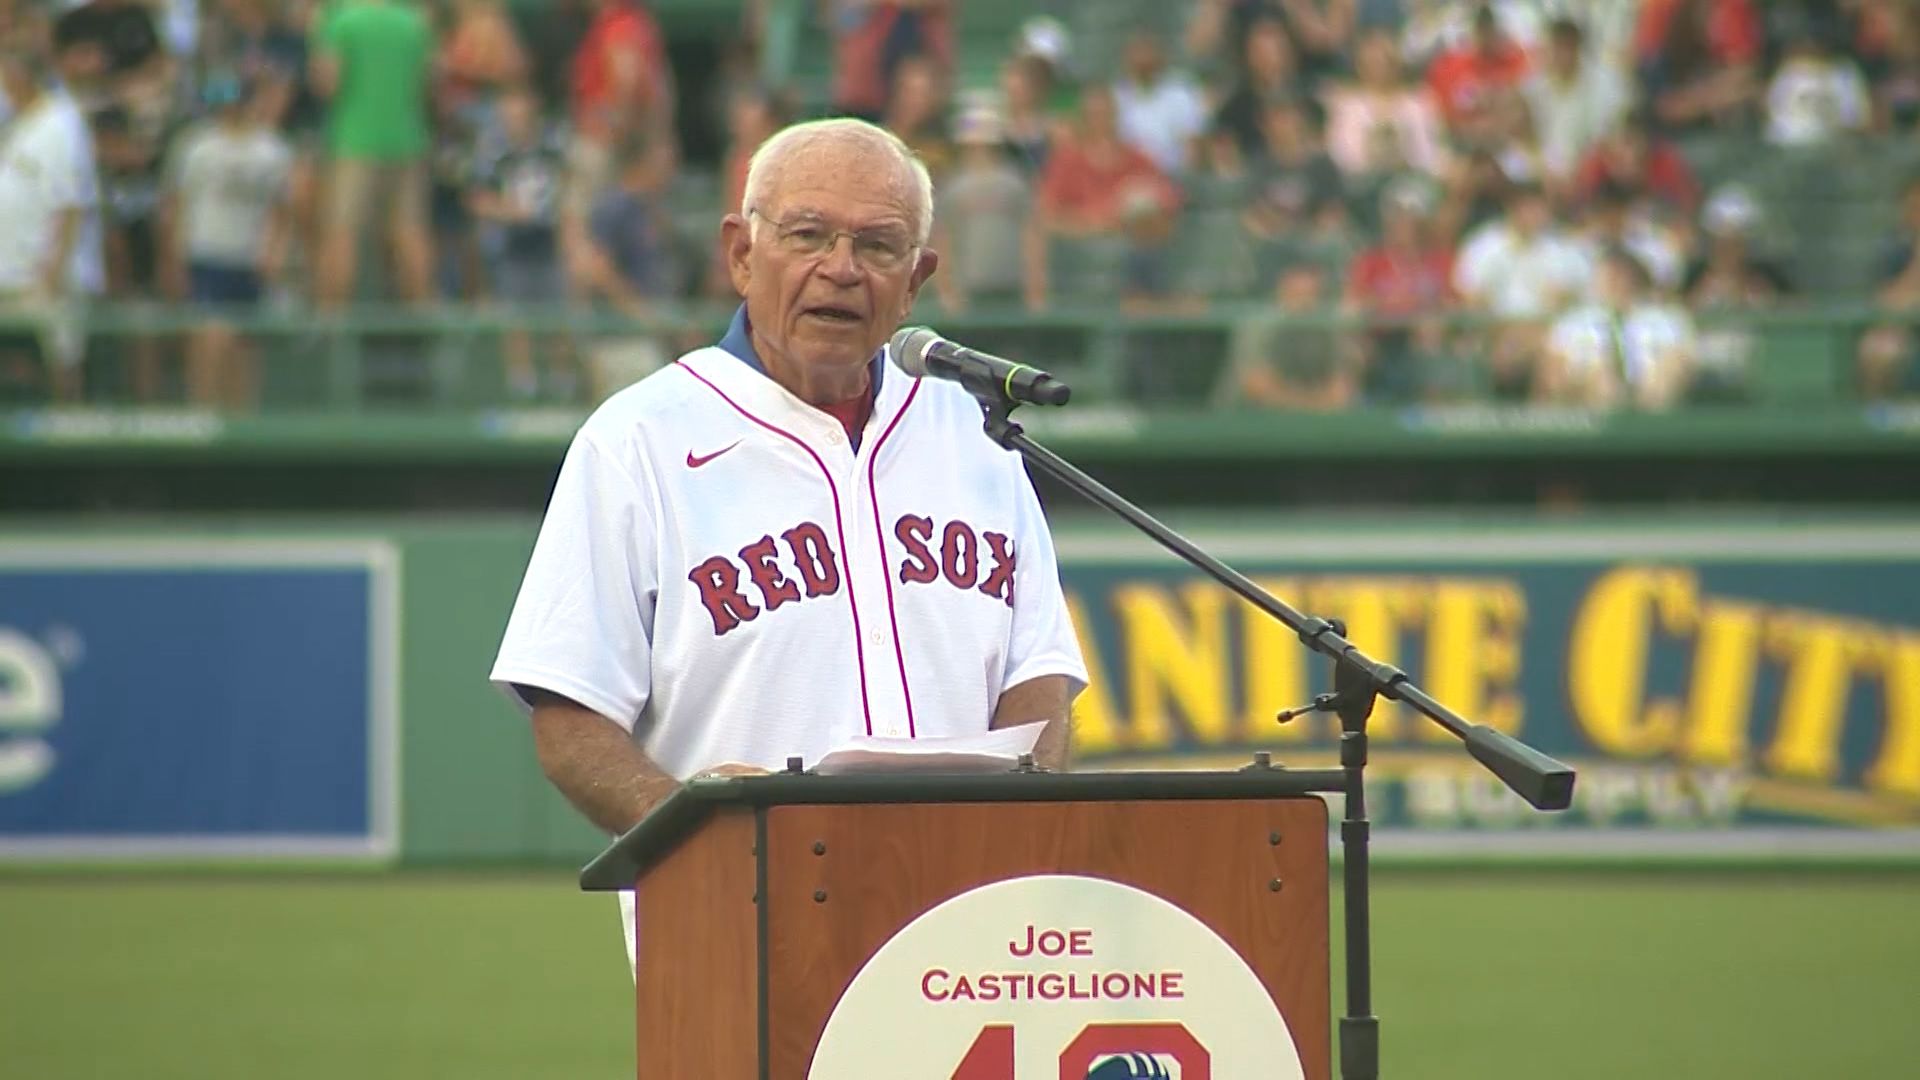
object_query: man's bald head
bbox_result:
[741,118,934,243]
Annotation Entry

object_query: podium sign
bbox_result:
[585,771,1335,1079]
[810,873,1308,1078]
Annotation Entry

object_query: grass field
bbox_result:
[2,870,1916,1078]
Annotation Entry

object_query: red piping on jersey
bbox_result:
[864,376,923,738]
[675,360,875,737]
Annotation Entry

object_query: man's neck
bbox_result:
[749,326,872,407]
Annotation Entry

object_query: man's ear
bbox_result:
[721,213,752,297]
[904,247,940,313]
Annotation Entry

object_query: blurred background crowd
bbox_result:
[3,0,1920,411]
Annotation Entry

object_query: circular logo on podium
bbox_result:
[807,875,1305,1079]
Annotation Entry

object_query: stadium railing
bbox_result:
[0,302,1914,466]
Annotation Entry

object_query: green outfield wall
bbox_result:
[3,515,1918,865]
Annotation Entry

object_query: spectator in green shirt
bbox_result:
[309,0,434,307]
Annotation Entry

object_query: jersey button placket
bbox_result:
[844,437,904,737]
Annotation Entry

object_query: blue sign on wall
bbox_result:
[0,541,397,860]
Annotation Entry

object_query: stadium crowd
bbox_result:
[2,0,1919,408]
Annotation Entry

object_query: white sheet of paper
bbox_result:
[811,722,1046,776]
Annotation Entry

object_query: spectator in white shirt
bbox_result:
[161,73,294,410]
[0,44,99,402]
[1765,29,1870,147]
[1579,180,1684,298]
[1542,247,1696,409]
[1524,16,1631,188]
[1322,28,1449,180]
[1453,181,1592,397]
[1112,30,1209,177]
[1454,182,1591,318]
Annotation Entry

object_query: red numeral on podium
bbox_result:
[947,1021,1207,1079]
[949,1023,1015,1077]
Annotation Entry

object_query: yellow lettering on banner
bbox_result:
[1680,601,1763,768]
[1425,580,1526,737]
[1569,566,1696,757]
[1063,593,1127,755]
[1866,633,1920,799]
[1242,578,1311,741]
[1306,578,1427,740]
[1115,582,1234,747]
[1763,617,1875,783]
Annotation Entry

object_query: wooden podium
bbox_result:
[583,767,1338,1079]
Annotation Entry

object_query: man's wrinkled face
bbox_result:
[723,140,937,380]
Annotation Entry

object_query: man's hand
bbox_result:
[992,675,1077,773]
[692,762,772,780]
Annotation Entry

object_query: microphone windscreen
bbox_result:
[889,326,941,377]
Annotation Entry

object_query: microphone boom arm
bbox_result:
[973,393,1577,1080]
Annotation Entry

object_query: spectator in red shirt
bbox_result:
[880,53,954,179]
[1345,178,1462,402]
[1028,86,1180,309]
[565,0,674,275]
[1574,109,1700,216]
[827,0,953,121]
[704,84,783,297]
[1426,5,1530,147]
[571,0,671,144]
[1035,87,1180,236]
[1635,0,1762,130]
[440,0,527,108]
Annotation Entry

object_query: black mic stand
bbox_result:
[975,395,1577,1080]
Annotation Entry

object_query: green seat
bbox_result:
[1746,325,1847,404]
[1172,209,1256,298]
[1047,234,1130,302]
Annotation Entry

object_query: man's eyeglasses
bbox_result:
[748,208,919,272]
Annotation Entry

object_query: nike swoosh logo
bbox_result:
[686,441,743,469]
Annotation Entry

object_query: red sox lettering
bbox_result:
[893,514,1016,605]
[689,515,1015,635]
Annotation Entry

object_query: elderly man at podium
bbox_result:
[490,117,1088,973]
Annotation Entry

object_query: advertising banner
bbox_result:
[1056,522,1920,858]
[0,540,397,860]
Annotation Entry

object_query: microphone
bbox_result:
[889,327,1072,407]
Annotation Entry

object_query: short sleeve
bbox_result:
[1453,227,1498,300]
[1557,239,1597,291]
[1838,65,1871,128]
[317,7,345,54]
[37,120,88,210]
[490,430,659,730]
[1548,311,1599,366]
[267,140,296,198]
[1653,306,1696,352]
[999,458,1088,697]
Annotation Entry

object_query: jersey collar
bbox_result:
[686,305,912,452]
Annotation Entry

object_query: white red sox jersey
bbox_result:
[490,303,1088,786]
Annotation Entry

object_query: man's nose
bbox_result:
[816,236,865,283]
